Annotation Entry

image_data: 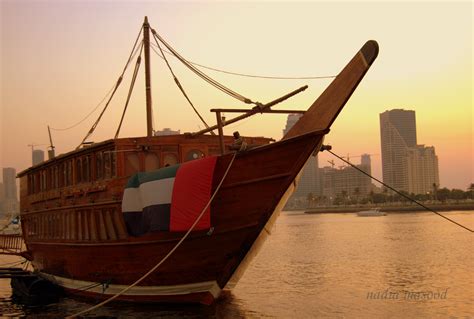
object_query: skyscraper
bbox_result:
[283,114,321,202]
[32,149,45,166]
[406,146,439,195]
[380,109,439,194]
[380,109,416,192]
[2,167,19,214]
[282,114,302,137]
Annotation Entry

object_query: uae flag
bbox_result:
[122,156,217,236]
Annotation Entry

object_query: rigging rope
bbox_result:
[151,37,214,134]
[77,27,144,148]
[150,42,336,80]
[151,29,259,105]
[67,151,238,318]
[115,42,144,139]
[324,148,473,233]
[49,84,115,132]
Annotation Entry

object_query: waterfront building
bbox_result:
[2,168,19,214]
[406,145,439,195]
[32,149,45,166]
[379,109,439,194]
[380,109,416,192]
[320,158,372,202]
[283,114,322,204]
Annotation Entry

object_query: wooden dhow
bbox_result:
[13,17,378,304]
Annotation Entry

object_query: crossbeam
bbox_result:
[191,85,308,137]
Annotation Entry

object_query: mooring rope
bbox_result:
[67,152,237,318]
[324,147,473,233]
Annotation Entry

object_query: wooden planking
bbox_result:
[104,210,117,240]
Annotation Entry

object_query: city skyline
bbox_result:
[1,1,472,189]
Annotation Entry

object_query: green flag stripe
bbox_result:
[125,163,180,188]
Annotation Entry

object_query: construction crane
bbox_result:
[27,143,46,151]
[346,153,380,161]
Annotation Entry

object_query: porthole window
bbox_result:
[185,149,205,162]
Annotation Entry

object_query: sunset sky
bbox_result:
[1,1,472,190]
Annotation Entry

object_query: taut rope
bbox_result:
[67,152,237,318]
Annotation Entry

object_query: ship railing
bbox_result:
[0,234,24,256]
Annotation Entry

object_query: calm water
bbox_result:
[0,211,472,318]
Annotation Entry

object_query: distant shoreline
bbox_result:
[304,202,474,214]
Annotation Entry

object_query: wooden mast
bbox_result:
[143,16,153,137]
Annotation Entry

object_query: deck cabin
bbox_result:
[17,135,273,244]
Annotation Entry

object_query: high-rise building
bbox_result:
[283,114,322,202]
[32,149,45,166]
[360,154,371,174]
[2,167,19,214]
[406,146,439,195]
[0,182,4,216]
[282,114,302,137]
[380,109,416,192]
[380,109,439,194]
[0,182,4,202]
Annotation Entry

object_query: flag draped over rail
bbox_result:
[122,156,217,236]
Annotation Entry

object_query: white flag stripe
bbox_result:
[122,188,142,212]
[122,177,175,212]
[140,177,175,208]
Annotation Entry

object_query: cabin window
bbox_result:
[34,173,40,193]
[125,153,140,176]
[76,158,83,184]
[104,152,111,178]
[59,163,65,187]
[46,168,52,190]
[96,152,103,180]
[66,160,73,186]
[27,174,32,195]
[103,151,117,178]
[41,170,47,191]
[185,149,205,162]
[163,153,178,167]
[53,166,59,189]
[38,172,43,192]
[145,153,159,172]
[83,156,91,182]
[111,152,116,177]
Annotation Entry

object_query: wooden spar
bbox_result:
[284,40,379,139]
[211,109,305,114]
[47,125,55,159]
[216,111,225,154]
[191,85,308,136]
[143,16,153,137]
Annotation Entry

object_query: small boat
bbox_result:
[10,17,378,304]
[357,208,387,217]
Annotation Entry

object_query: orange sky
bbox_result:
[0,1,472,189]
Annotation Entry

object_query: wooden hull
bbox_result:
[17,40,379,304]
[26,131,325,304]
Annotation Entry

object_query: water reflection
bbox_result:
[0,211,472,317]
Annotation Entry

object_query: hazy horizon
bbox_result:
[1,1,472,190]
